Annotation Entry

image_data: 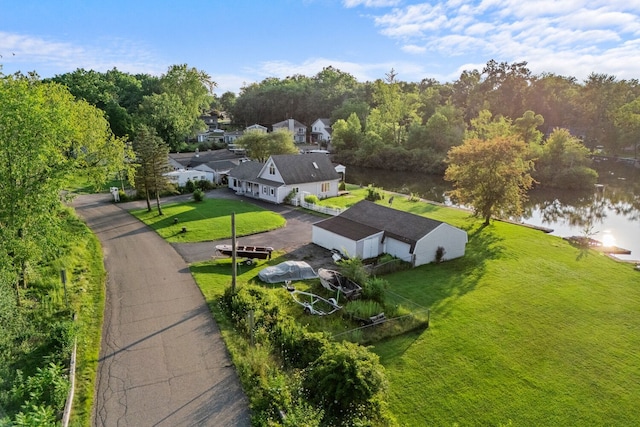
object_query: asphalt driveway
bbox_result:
[172,189,336,269]
[74,193,251,427]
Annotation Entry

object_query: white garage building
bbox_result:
[312,200,467,267]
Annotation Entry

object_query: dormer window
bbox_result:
[269,164,275,175]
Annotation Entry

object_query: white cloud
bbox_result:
[402,44,427,54]
[0,31,164,77]
[343,0,400,8]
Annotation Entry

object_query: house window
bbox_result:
[321,182,330,192]
[263,186,267,194]
[269,164,275,175]
[270,188,274,196]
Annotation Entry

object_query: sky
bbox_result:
[1,0,640,95]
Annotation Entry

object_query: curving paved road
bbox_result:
[74,193,251,427]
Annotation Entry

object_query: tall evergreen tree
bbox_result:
[133,126,173,214]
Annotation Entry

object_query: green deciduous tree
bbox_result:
[236,129,299,162]
[0,74,129,297]
[137,64,215,151]
[132,126,174,214]
[445,135,535,225]
[534,128,597,189]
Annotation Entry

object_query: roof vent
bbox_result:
[312,162,318,169]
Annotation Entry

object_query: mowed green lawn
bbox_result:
[372,208,640,426]
[130,198,286,242]
[322,188,640,425]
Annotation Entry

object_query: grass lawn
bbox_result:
[130,198,286,243]
[374,217,640,426]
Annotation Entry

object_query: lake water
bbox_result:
[345,160,640,262]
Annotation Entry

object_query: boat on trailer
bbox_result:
[215,244,274,265]
[318,268,362,300]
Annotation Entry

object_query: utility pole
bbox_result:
[231,212,237,292]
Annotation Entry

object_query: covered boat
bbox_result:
[258,261,318,283]
[318,268,362,300]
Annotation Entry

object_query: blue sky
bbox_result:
[1,0,639,95]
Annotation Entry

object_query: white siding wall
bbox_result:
[413,224,468,266]
[312,227,357,257]
[259,160,285,183]
[384,238,413,263]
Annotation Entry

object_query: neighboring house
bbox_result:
[310,118,332,144]
[224,130,244,144]
[197,128,224,143]
[245,123,268,133]
[192,159,238,185]
[200,110,220,132]
[312,200,467,266]
[165,169,214,187]
[228,153,340,204]
[272,118,307,143]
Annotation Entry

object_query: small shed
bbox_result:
[312,200,467,266]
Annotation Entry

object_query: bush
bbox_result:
[196,179,214,191]
[303,341,387,424]
[117,189,130,202]
[365,185,383,202]
[304,194,320,204]
[185,179,195,193]
[361,277,387,304]
[339,181,346,191]
[271,318,328,369]
[193,188,205,202]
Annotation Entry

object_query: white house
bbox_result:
[224,130,243,144]
[245,123,268,133]
[312,200,467,266]
[272,118,307,143]
[310,118,332,144]
[228,153,340,204]
[192,159,238,185]
[164,169,214,187]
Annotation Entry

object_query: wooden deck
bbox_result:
[563,236,631,255]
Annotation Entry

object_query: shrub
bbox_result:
[117,189,130,202]
[339,181,346,191]
[304,194,320,204]
[196,179,214,191]
[185,179,195,193]
[365,185,383,202]
[338,257,368,286]
[271,318,328,369]
[435,246,446,263]
[361,277,387,304]
[193,188,205,202]
[303,341,387,424]
[10,363,70,414]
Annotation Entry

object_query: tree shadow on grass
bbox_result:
[386,221,506,319]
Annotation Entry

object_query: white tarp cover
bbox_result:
[258,261,318,283]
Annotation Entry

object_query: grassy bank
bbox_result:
[130,198,286,243]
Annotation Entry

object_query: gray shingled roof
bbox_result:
[270,153,339,185]
[228,161,264,180]
[312,216,382,241]
[315,200,444,251]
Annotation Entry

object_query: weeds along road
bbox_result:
[74,193,250,427]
